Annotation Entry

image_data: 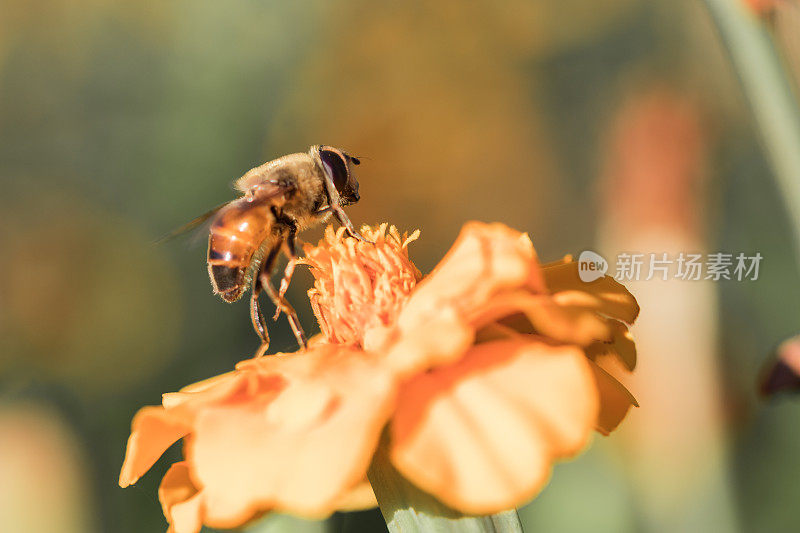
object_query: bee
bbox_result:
[172,145,364,356]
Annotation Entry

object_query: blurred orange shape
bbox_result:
[744,0,779,15]
[761,334,800,396]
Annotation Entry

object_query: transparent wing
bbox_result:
[153,201,230,245]
[155,180,295,246]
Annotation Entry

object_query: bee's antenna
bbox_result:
[348,154,371,165]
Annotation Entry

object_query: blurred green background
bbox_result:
[2,0,800,532]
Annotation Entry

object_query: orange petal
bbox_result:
[541,255,573,268]
[159,462,204,533]
[542,261,640,323]
[188,345,395,524]
[119,406,191,488]
[382,222,545,376]
[121,370,283,490]
[588,361,638,435]
[391,339,598,514]
[469,290,613,346]
[405,222,544,312]
[334,480,378,512]
[161,371,268,413]
[474,321,524,343]
[585,320,637,371]
[173,371,237,395]
[382,307,475,377]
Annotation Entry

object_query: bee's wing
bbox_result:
[154,201,230,245]
[155,180,294,246]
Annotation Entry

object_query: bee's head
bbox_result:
[315,145,361,206]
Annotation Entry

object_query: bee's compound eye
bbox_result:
[319,148,349,194]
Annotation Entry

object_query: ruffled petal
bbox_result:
[119,406,191,488]
[120,372,284,489]
[159,462,204,533]
[168,495,204,533]
[391,339,598,514]
[382,223,545,376]
[403,222,544,314]
[382,307,475,377]
[189,345,395,524]
[588,361,638,435]
[585,320,637,371]
[542,261,640,324]
[334,480,378,511]
[468,290,613,346]
[162,371,277,414]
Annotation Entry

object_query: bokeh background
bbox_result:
[2,0,800,532]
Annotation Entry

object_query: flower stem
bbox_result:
[701,0,800,264]
[367,434,524,533]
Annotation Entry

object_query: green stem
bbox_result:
[367,434,524,533]
[701,0,800,262]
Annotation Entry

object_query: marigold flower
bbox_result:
[120,222,640,532]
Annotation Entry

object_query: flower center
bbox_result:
[302,224,421,346]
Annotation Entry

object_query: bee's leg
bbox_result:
[273,225,299,320]
[320,167,367,241]
[260,268,308,350]
[250,244,281,357]
[250,286,270,358]
[331,202,372,243]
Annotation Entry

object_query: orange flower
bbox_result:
[743,0,779,15]
[120,222,639,532]
[760,334,800,396]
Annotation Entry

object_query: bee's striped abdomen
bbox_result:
[207,200,272,302]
